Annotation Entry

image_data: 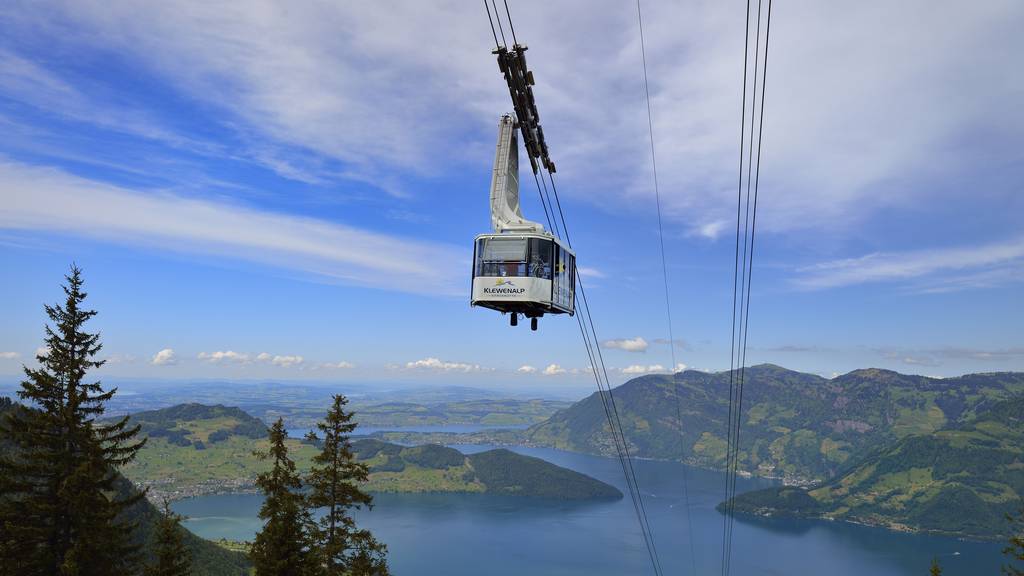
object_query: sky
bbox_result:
[1,0,1022,394]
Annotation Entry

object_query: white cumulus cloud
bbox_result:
[198,350,250,364]
[516,365,537,374]
[0,351,19,360]
[621,364,667,375]
[317,361,354,370]
[542,364,567,376]
[405,357,484,373]
[252,352,305,367]
[151,348,177,366]
[603,337,649,353]
[104,353,136,365]
[794,236,1024,291]
[269,354,304,368]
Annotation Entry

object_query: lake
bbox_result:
[352,423,530,436]
[173,445,1005,575]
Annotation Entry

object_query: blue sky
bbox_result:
[1,1,1022,393]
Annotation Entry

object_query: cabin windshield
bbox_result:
[475,237,553,279]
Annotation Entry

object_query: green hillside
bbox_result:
[525,365,1024,483]
[129,402,268,447]
[0,398,251,575]
[120,404,621,501]
[353,439,622,499]
[726,396,1024,539]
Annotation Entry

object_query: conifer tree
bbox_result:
[929,557,942,576]
[1005,503,1024,576]
[305,395,389,576]
[251,418,316,576]
[0,265,146,575]
[146,500,193,576]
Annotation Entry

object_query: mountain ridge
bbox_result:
[523,364,1024,483]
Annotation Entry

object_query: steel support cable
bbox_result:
[726,1,763,569]
[726,0,763,569]
[502,0,519,45]
[531,170,663,576]
[537,170,563,239]
[722,0,771,574]
[483,0,501,48]
[497,4,663,573]
[529,146,657,571]
[578,277,664,576]
[635,1,698,574]
[490,0,508,47]
[730,4,771,573]
[541,173,666,576]
[540,157,666,576]
[532,171,557,236]
[721,0,753,571]
[576,308,657,576]
[515,39,662,573]
[537,162,665,576]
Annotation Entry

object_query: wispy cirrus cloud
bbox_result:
[793,237,1024,291]
[315,361,354,370]
[875,349,941,368]
[653,338,689,350]
[873,345,1024,368]
[0,160,466,295]
[6,1,1018,235]
[0,351,19,360]
[0,49,213,155]
[931,347,1024,361]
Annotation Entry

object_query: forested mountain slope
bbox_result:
[726,396,1024,539]
[0,398,251,575]
[525,365,1024,483]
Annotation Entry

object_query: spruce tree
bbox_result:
[251,418,316,576]
[305,395,388,576]
[929,557,942,576]
[1005,503,1024,576]
[146,500,192,576]
[0,265,146,575]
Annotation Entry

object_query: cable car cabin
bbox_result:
[472,233,575,329]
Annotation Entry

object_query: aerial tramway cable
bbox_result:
[635,1,698,574]
[483,3,665,574]
[721,0,772,575]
